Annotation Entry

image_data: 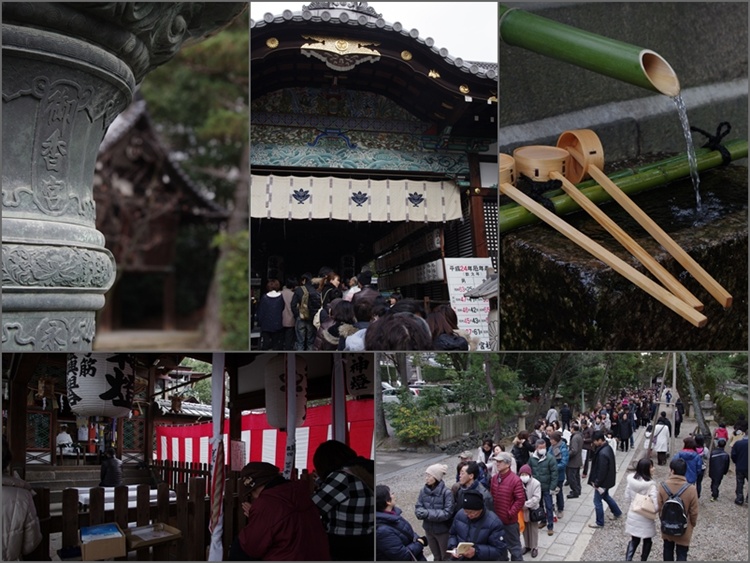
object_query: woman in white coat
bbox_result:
[623,458,659,561]
[519,464,542,559]
[653,416,672,466]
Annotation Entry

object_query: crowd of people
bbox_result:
[255,267,478,352]
[376,385,749,561]
[229,440,374,561]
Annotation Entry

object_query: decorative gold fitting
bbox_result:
[266,37,279,49]
[459,84,470,94]
[428,69,441,79]
[401,50,412,61]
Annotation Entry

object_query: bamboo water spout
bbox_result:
[498,4,680,96]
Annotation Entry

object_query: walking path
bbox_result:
[537,426,647,561]
[376,426,648,561]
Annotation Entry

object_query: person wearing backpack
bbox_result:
[290,272,321,350]
[657,458,698,561]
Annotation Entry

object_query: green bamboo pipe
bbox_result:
[498,5,680,96]
[500,139,748,233]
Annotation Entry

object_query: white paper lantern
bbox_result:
[344,353,375,397]
[66,353,135,418]
[264,354,307,429]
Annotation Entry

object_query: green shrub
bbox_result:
[384,396,441,445]
[715,397,748,425]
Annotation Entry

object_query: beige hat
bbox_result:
[425,463,448,481]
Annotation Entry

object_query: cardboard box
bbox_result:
[125,523,182,550]
[79,522,126,561]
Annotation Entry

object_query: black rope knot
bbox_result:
[516,174,561,213]
[690,121,732,165]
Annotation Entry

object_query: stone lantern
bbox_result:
[2,2,246,351]
[700,393,716,422]
[517,393,529,432]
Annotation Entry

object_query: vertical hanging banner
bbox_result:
[264,354,308,429]
[443,258,493,351]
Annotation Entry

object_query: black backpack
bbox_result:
[660,482,690,536]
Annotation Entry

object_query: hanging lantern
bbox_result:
[66,353,136,418]
[344,353,375,397]
[264,354,307,429]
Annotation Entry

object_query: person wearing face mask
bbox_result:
[528,439,557,537]
[447,490,506,561]
[518,465,541,559]
[415,464,454,561]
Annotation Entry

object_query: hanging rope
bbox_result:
[690,121,732,166]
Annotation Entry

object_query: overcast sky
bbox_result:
[250,2,498,62]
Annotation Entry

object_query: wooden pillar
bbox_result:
[468,154,489,258]
[8,354,40,477]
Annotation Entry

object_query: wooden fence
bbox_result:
[27,464,319,561]
[151,460,211,490]
[435,411,491,442]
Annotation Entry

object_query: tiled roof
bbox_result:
[250,5,497,80]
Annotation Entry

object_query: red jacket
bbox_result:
[240,480,331,561]
[489,469,526,526]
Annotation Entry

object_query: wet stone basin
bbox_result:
[500,164,748,350]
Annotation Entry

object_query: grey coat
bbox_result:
[568,431,584,469]
[415,480,455,535]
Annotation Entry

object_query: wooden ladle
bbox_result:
[499,182,707,328]
[557,129,732,308]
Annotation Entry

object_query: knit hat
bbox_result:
[519,464,532,476]
[425,463,448,482]
[240,462,280,494]
[462,489,484,510]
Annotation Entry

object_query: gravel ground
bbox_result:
[581,431,749,561]
[379,420,749,562]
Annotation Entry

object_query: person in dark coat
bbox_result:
[709,438,730,501]
[376,485,427,561]
[567,422,584,498]
[415,464,454,561]
[587,431,622,528]
[453,462,494,516]
[674,398,684,437]
[731,430,748,506]
[99,447,123,487]
[618,407,634,452]
[256,279,285,350]
[447,490,506,561]
[560,403,572,431]
[230,462,331,561]
[511,431,534,471]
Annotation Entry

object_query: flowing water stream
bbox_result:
[672,93,702,211]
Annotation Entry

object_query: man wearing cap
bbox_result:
[447,489,506,560]
[489,452,526,561]
[454,461,494,517]
[231,461,331,561]
[416,463,454,561]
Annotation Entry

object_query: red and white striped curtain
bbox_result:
[155,399,374,470]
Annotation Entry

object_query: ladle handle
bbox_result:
[499,183,708,328]
[586,166,733,308]
[549,171,704,311]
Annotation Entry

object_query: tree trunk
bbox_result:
[202,143,249,348]
[593,356,612,408]
[680,353,710,438]
[533,353,563,420]
[375,363,388,441]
